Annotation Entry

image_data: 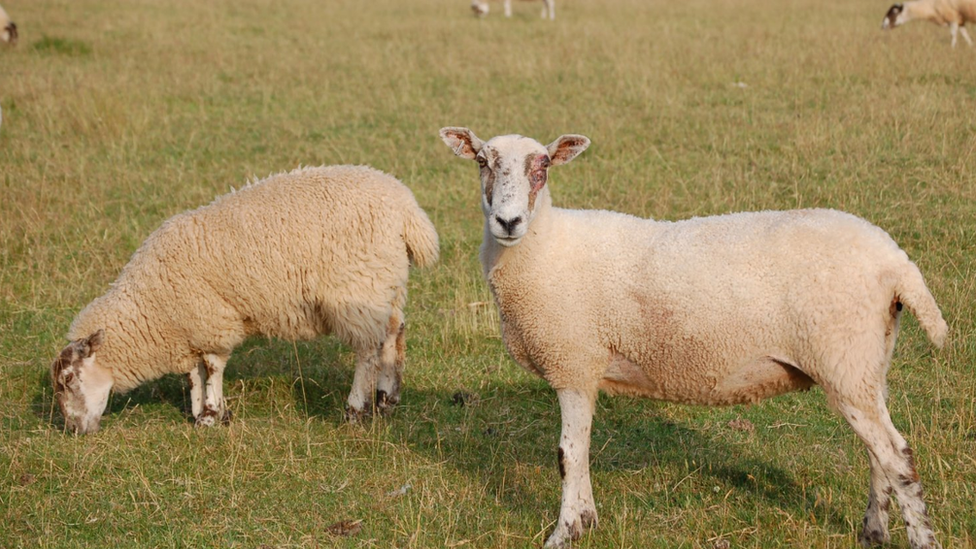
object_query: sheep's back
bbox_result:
[124,166,418,344]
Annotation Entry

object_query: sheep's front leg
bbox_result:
[196,353,230,427]
[188,363,206,420]
[950,22,960,48]
[544,387,598,549]
[504,0,512,17]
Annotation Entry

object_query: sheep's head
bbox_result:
[881,4,905,29]
[1,10,15,45]
[471,0,489,17]
[51,330,113,434]
[440,127,590,247]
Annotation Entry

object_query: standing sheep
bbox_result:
[471,0,555,20]
[0,4,16,45]
[51,165,439,434]
[439,127,948,549]
[882,0,976,47]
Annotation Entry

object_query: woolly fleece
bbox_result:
[67,165,439,393]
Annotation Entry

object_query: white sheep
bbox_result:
[51,165,439,434]
[0,4,16,45]
[882,0,976,47]
[471,0,555,20]
[439,127,948,549]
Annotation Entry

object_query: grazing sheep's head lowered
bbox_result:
[881,3,906,29]
[471,0,489,16]
[0,4,16,45]
[51,330,113,434]
[439,127,590,247]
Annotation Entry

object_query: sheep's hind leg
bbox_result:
[960,26,974,47]
[346,346,382,422]
[834,395,940,549]
[544,387,598,549]
[196,354,231,427]
[859,452,893,546]
[375,311,405,416]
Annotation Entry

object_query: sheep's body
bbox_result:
[1,4,17,45]
[883,0,976,47]
[52,165,439,433]
[440,128,947,549]
[471,0,554,20]
[487,206,944,405]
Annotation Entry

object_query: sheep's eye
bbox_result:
[476,156,488,168]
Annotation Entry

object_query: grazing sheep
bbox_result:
[471,0,555,20]
[882,0,976,47]
[0,4,16,45]
[439,127,948,549]
[51,165,439,434]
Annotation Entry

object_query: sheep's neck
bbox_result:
[903,0,937,23]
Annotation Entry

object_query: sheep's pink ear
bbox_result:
[83,330,104,356]
[546,135,590,166]
[439,127,484,160]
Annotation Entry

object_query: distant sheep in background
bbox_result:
[440,127,947,549]
[882,0,976,47]
[51,165,439,434]
[1,4,17,45]
[471,0,554,20]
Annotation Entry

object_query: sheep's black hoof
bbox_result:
[344,404,370,423]
[375,390,399,415]
[858,526,889,547]
[580,509,598,530]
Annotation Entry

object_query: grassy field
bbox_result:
[1,0,975,547]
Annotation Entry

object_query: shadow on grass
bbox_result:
[28,338,853,538]
[382,383,854,538]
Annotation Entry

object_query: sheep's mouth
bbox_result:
[494,236,523,247]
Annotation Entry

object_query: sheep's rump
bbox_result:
[70,166,434,386]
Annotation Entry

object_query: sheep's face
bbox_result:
[471,0,489,16]
[881,4,906,29]
[1,19,15,45]
[440,127,590,247]
[51,330,113,435]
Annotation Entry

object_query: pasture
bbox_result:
[1,0,974,547]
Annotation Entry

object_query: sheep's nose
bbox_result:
[495,215,522,235]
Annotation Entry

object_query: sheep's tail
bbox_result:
[403,205,439,268]
[895,260,948,348]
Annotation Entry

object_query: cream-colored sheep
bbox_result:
[882,0,976,47]
[51,165,439,434]
[440,127,948,549]
[0,4,17,45]
[471,0,555,20]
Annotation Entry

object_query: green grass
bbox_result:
[2,0,975,547]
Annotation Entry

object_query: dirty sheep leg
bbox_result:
[833,388,940,549]
[375,309,406,415]
[338,301,396,422]
[194,353,230,427]
[188,363,205,421]
[545,387,598,549]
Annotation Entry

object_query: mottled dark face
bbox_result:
[2,22,16,45]
[882,4,904,29]
[439,127,591,247]
[50,330,111,434]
